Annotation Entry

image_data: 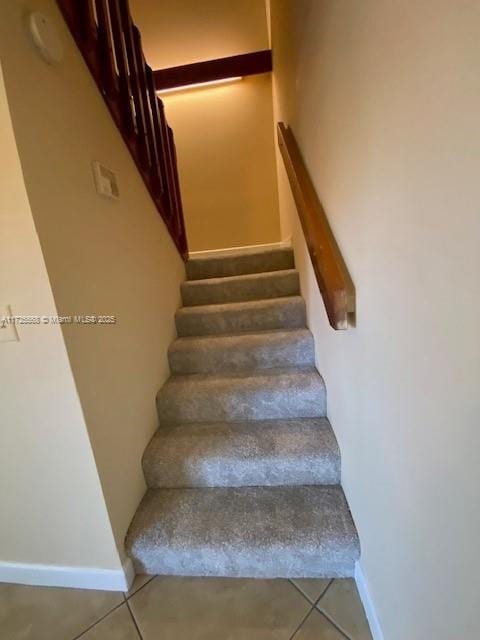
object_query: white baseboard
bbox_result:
[355,561,385,640]
[189,237,292,259]
[122,557,135,591]
[0,557,135,592]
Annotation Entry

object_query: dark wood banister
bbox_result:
[277,123,355,330]
[56,0,188,258]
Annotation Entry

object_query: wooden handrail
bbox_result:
[57,0,188,258]
[277,123,355,329]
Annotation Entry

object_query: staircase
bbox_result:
[126,247,359,578]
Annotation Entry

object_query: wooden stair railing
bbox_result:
[277,123,355,329]
[57,0,188,258]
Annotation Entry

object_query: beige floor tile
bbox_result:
[129,576,310,639]
[80,603,140,639]
[124,574,154,599]
[293,609,347,639]
[318,579,373,640]
[291,579,331,603]
[0,582,123,640]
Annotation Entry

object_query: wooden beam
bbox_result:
[277,123,356,330]
[154,50,272,92]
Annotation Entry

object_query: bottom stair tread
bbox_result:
[126,485,359,578]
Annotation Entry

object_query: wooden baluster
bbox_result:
[81,0,98,46]
[78,0,101,83]
[144,65,166,199]
[132,28,159,186]
[58,0,101,82]
[95,0,120,123]
[158,101,177,220]
[57,0,81,31]
[146,72,166,197]
[117,0,149,170]
[155,100,172,215]
[167,127,184,239]
[108,0,135,137]
[170,130,188,256]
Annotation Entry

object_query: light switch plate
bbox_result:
[92,161,120,200]
[0,305,19,343]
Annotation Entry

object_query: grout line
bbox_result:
[288,579,317,606]
[124,575,155,601]
[315,580,352,639]
[288,606,315,640]
[126,598,144,640]
[288,579,351,640]
[71,599,126,640]
[288,578,332,607]
[314,578,333,605]
[316,608,352,640]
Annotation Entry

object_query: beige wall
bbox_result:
[0,63,120,572]
[132,0,280,251]
[0,0,185,563]
[269,1,480,639]
[162,75,280,251]
[131,0,269,68]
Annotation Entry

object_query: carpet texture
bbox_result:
[181,269,300,306]
[168,328,315,374]
[127,486,359,578]
[175,296,307,337]
[142,418,340,488]
[126,247,359,577]
[186,247,294,280]
[156,368,327,424]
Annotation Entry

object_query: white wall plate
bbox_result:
[29,12,64,65]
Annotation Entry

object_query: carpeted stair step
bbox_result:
[126,485,360,578]
[175,296,306,337]
[186,247,294,280]
[156,367,326,424]
[168,329,315,374]
[143,418,340,488]
[181,269,299,307]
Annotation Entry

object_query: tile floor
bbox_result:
[0,575,373,640]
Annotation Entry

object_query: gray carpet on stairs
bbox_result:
[143,418,340,488]
[126,246,360,578]
[175,296,307,337]
[181,269,300,306]
[186,247,294,280]
[156,368,326,423]
[168,328,315,374]
[126,486,360,578]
